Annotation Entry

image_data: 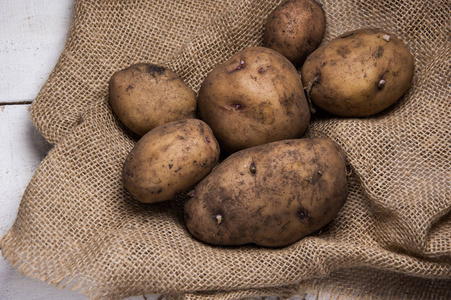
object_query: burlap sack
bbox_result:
[2,0,450,299]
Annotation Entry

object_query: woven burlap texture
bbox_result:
[2,0,450,299]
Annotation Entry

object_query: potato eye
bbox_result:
[249,162,257,174]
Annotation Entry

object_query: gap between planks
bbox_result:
[0,101,33,106]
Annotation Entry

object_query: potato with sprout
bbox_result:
[184,138,348,248]
[301,28,415,117]
[197,46,310,154]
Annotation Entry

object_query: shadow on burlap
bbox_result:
[1,0,450,299]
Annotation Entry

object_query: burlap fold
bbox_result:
[2,0,450,299]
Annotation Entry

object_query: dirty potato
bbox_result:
[263,0,327,67]
[301,28,415,117]
[184,138,348,248]
[198,46,310,154]
[109,63,197,136]
[123,119,220,203]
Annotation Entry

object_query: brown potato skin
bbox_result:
[184,138,348,248]
[198,47,310,154]
[109,63,197,136]
[263,0,326,67]
[123,119,220,203]
[301,28,415,117]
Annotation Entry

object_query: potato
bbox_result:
[301,28,415,117]
[198,46,310,154]
[263,0,326,67]
[123,119,220,203]
[109,63,196,136]
[184,138,348,248]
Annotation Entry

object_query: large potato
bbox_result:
[123,119,220,203]
[109,63,196,136]
[184,138,348,248]
[263,0,326,67]
[198,46,310,154]
[301,28,415,117]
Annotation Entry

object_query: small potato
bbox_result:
[123,119,220,203]
[109,63,196,136]
[184,138,348,248]
[301,28,415,117]
[263,0,326,67]
[198,46,310,154]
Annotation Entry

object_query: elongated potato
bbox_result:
[123,119,220,203]
[301,28,414,117]
[184,138,348,248]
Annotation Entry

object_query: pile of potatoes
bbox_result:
[109,0,414,248]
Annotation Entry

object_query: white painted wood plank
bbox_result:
[0,105,51,237]
[0,104,83,299]
[0,0,73,103]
